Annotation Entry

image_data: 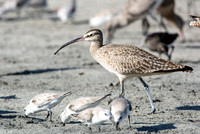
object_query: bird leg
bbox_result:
[116,122,120,131]
[88,125,92,133]
[128,115,131,129]
[149,0,166,31]
[98,125,101,132]
[142,18,150,36]
[168,45,174,60]
[45,110,52,122]
[138,77,156,113]
[119,80,125,97]
[158,15,168,32]
[45,111,50,121]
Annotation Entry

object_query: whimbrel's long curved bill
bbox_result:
[54,36,84,55]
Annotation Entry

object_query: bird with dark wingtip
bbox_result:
[54,29,193,113]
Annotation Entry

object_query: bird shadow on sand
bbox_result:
[66,121,82,124]
[0,67,79,77]
[0,95,18,100]
[0,16,30,22]
[178,59,200,64]
[176,105,200,111]
[0,110,18,119]
[186,45,200,49]
[136,123,176,133]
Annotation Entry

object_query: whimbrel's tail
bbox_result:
[155,65,193,73]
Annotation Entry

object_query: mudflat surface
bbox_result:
[0,0,200,133]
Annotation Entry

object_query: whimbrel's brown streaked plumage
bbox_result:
[54,29,193,113]
[189,15,200,28]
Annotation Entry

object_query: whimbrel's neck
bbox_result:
[89,40,103,57]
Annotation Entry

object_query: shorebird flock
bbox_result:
[0,0,197,133]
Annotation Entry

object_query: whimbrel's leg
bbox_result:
[138,77,156,113]
[119,79,125,97]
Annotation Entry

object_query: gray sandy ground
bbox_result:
[0,0,200,133]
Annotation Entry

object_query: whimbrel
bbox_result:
[54,29,193,113]
[57,0,76,23]
[144,32,178,60]
[189,15,200,28]
[71,107,111,132]
[24,92,71,121]
[60,93,111,125]
[110,95,132,131]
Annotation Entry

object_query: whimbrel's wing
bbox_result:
[95,44,192,75]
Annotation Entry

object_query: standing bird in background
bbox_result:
[189,15,200,28]
[105,0,185,43]
[144,32,178,60]
[155,0,185,41]
[110,96,132,131]
[105,0,164,43]
[89,9,115,27]
[0,0,47,19]
[142,0,185,38]
[54,29,193,113]
[57,0,76,23]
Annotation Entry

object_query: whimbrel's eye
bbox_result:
[89,33,93,37]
